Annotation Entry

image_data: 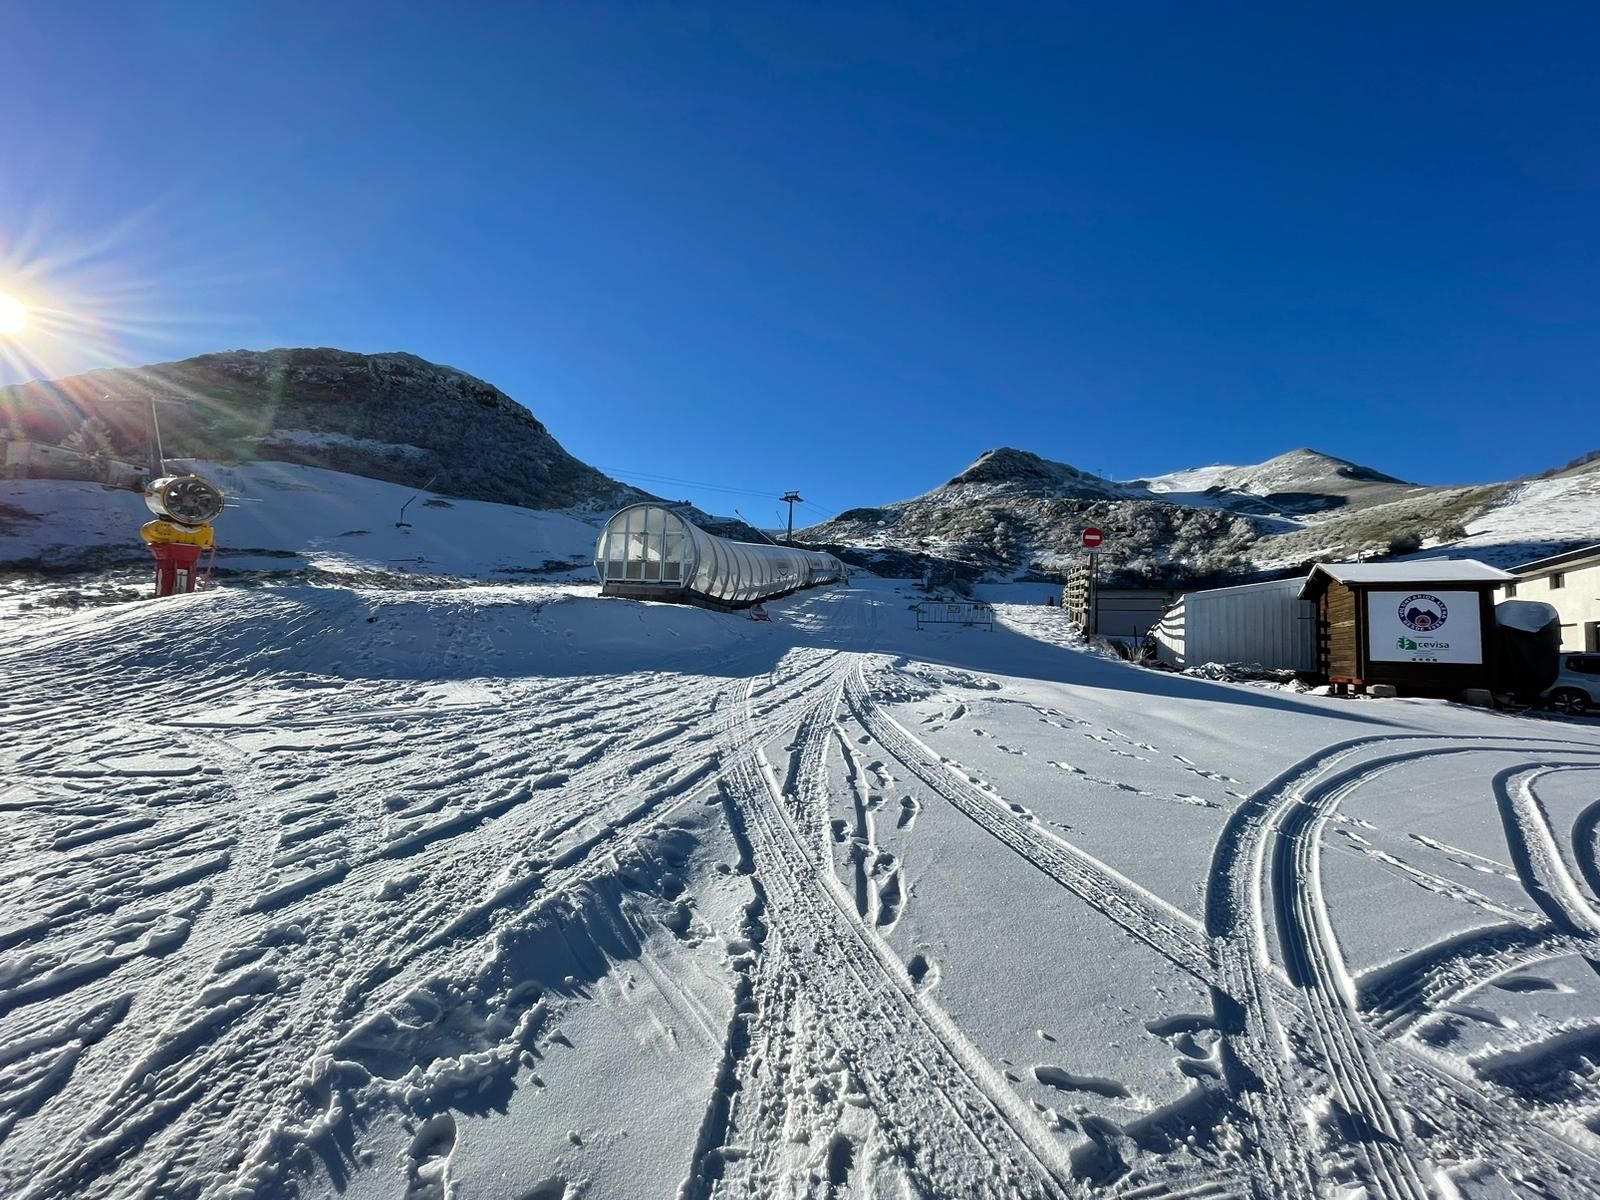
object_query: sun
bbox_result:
[0,291,27,336]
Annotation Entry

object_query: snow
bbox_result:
[1496,600,1561,633]
[1133,464,1241,494]
[1461,471,1600,565]
[258,429,432,461]
[1304,558,1514,589]
[2,569,1599,1199]
[0,460,603,579]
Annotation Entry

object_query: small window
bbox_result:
[1504,582,1517,597]
[1551,572,1565,589]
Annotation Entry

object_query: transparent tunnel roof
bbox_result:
[594,504,844,609]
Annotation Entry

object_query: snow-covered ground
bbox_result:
[2,575,1599,1200]
[0,461,603,579]
[1457,470,1600,567]
[1134,464,1241,495]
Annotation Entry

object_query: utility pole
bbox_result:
[780,490,803,545]
[145,398,166,476]
[98,394,168,482]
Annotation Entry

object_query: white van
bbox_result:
[1543,653,1600,715]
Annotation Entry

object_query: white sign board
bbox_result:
[1366,590,1482,665]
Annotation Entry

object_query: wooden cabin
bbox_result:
[1298,560,1513,695]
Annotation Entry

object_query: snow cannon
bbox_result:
[139,473,224,597]
[145,474,225,525]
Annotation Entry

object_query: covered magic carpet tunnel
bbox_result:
[594,503,846,610]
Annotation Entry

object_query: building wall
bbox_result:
[1499,560,1600,652]
[1152,577,1315,670]
[1095,588,1178,639]
[1321,584,1360,680]
[3,440,144,488]
[1153,602,1186,665]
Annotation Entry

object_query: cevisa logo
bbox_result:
[1398,593,1448,633]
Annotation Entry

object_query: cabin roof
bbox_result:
[1298,558,1512,599]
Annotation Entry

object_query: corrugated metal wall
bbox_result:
[1154,600,1186,665]
[1152,577,1315,671]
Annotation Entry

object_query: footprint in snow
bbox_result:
[1031,1065,1133,1100]
[406,1114,456,1200]
[896,796,920,829]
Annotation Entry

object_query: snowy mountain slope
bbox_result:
[1449,454,1600,567]
[801,446,1413,585]
[1135,462,1241,494]
[0,459,602,579]
[804,447,1277,581]
[1188,447,1415,512]
[0,347,647,511]
[804,444,1591,584]
[1244,482,1509,571]
[3,577,1599,1198]
[1128,448,1421,520]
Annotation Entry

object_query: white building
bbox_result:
[1152,576,1316,672]
[2,439,145,488]
[1498,544,1600,652]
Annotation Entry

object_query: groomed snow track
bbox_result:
[3,581,1600,1198]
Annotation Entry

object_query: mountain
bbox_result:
[1130,448,1418,517]
[800,446,1595,586]
[7,351,1594,589]
[940,447,1126,497]
[803,448,1275,585]
[0,348,643,511]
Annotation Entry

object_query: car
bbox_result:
[1542,652,1600,715]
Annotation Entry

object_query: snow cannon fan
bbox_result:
[145,474,225,525]
[138,473,225,598]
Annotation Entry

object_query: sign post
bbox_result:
[1081,528,1104,635]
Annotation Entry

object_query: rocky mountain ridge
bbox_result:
[801,446,1597,586]
[1,348,645,512]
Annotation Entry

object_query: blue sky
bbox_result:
[2,4,1596,523]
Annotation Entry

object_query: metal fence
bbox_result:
[914,601,995,631]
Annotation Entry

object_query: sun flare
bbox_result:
[0,291,28,335]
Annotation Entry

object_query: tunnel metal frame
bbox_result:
[594,503,845,611]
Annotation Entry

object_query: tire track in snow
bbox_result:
[710,675,1077,1200]
[220,641,866,1199]
[4,664,756,1199]
[845,667,1222,993]
[1491,764,1600,938]
[1272,757,1436,1200]
[1359,922,1589,1039]
[1209,734,1600,1200]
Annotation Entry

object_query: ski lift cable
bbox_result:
[599,468,778,500]
[396,473,441,527]
[599,466,844,522]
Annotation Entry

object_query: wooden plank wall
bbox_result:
[1321,583,1360,679]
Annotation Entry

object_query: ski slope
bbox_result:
[0,460,603,578]
[1,578,1599,1199]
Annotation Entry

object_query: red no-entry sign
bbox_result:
[1081,527,1104,549]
